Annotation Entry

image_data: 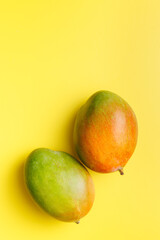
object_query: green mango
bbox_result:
[25,148,95,223]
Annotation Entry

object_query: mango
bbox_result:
[25,148,95,223]
[73,90,138,174]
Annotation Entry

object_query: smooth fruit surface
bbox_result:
[25,148,95,223]
[74,90,138,173]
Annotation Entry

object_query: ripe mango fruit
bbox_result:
[73,90,138,174]
[25,148,95,223]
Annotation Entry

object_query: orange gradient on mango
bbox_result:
[74,91,138,173]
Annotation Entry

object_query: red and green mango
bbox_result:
[25,148,95,223]
[73,91,138,174]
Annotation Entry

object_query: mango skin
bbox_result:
[25,148,95,222]
[73,90,138,173]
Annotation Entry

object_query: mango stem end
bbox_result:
[75,220,80,224]
[119,169,124,175]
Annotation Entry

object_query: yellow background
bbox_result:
[0,1,160,239]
